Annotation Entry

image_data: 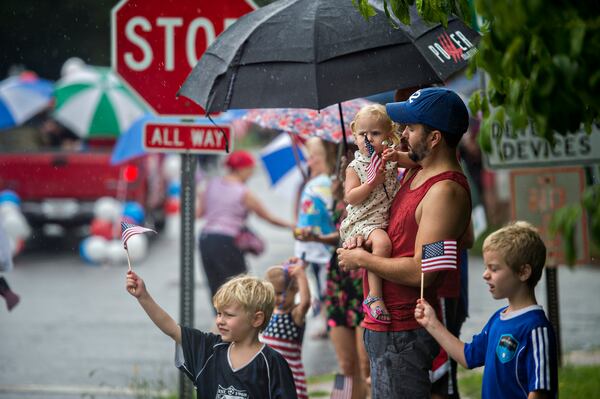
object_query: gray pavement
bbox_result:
[1,163,599,398]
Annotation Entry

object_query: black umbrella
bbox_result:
[178,0,479,113]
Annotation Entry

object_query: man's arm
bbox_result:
[337,179,470,287]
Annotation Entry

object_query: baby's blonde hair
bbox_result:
[350,103,401,146]
[265,265,298,293]
[482,221,547,288]
[212,274,275,331]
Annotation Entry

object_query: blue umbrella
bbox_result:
[110,112,237,165]
[0,73,53,130]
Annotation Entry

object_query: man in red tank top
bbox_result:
[337,88,472,399]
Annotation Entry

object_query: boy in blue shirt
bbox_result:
[415,221,558,399]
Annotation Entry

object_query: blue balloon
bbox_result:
[167,182,181,197]
[0,190,20,205]
[79,237,98,266]
[122,201,145,225]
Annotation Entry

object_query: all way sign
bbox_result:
[143,122,233,153]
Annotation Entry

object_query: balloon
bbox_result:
[0,190,20,205]
[1,211,30,240]
[162,155,181,181]
[90,218,114,240]
[0,202,20,219]
[94,197,122,222]
[107,240,126,265]
[80,236,108,265]
[167,181,181,197]
[126,234,148,262]
[122,201,144,225]
[165,214,180,239]
[164,197,180,215]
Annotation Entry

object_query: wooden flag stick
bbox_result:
[126,248,132,272]
[420,272,424,299]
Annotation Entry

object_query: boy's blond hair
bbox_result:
[212,274,275,331]
[482,221,547,288]
[350,103,401,146]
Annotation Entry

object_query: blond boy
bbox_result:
[126,272,298,398]
[415,221,558,399]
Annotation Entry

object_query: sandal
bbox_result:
[362,296,391,325]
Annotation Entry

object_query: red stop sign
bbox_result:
[111,0,256,116]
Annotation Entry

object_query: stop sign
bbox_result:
[111,0,256,116]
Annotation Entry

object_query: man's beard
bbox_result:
[408,140,429,162]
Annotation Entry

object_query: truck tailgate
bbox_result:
[0,153,121,200]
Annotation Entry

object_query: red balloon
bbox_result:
[164,198,180,215]
[90,218,114,240]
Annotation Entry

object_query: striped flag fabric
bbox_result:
[365,139,382,184]
[121,221,156,250]
[421,240,458,272]
[330,373,353,399]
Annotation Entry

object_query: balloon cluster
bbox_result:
[79,197,148,266]
[163,155,181,239]
[0,190,30,257]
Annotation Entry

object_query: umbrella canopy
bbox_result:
[179,0,479,113]
[110,112,238,165]
[244,98,374,143]
[0,72,53,130]
[53,66,147,138]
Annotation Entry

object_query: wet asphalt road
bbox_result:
[1,164,600,398]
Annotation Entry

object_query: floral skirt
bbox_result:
[324,253,364,328]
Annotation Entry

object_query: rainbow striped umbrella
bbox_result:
[53,66,146,138]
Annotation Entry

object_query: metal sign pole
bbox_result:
[545,264,563,367]
[179,152,196,399]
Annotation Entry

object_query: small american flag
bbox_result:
[330,374,353,399]
[421,240,458,272]
[121,221,156,250]
[365,139,382,184]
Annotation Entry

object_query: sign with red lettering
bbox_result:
[143,123,232,153]
[111,0,256,116]
[510,167,589,265]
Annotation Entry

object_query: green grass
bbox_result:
[457,364,600,399]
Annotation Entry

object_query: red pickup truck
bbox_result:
[0,126,165,238]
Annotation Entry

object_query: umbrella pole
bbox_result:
[287,132,308,182]
[337,103,349,155]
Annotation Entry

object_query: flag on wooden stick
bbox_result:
[121,221,156,272]
[365,139,382,185]
[420,240,458,298]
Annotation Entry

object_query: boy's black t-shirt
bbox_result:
[176,326,298,399]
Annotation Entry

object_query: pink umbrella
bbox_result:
[243,98,375,143]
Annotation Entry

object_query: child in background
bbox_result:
[125,272,298,399]
[262,258,311,399]
[415,221,558,399]
[340,104,416,324]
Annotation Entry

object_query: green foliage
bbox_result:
[353,0,473,28]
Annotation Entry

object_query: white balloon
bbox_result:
[165,214,180,239]
[94,197,122,222]
[1,211,30,240]
[85,236,108,263]
[107,240,126,265]
[61,57,85,77]
[162,155,181,181]
[126,234,148,262]
[0,202,20,219]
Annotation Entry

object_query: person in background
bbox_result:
[197,150,294,304]
[415,221,558,399]
[293,137,338,334]
[262,258,311,399]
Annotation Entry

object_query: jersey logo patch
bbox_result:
[216,384,248,399]
[496,334,519,364]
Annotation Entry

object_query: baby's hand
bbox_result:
[414,298,437,328]
[382,147,399,163]
[288,264,307,279]
[126,271,146,298]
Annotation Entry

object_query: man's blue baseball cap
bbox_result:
[386,88,469,136]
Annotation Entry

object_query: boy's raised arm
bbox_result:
[126,271,182,345]
[415,298,467,368]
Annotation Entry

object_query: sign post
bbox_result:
[112,1,256,397]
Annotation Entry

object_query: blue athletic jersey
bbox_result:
[464,305,558,399]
